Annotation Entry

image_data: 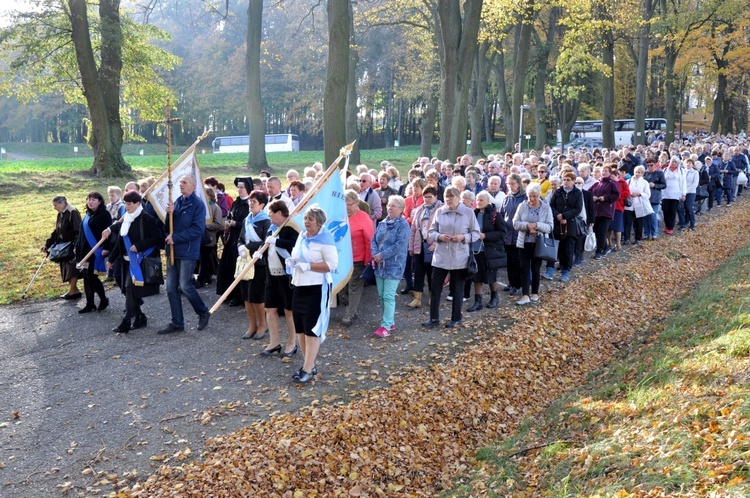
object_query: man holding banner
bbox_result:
[159,175,211,334]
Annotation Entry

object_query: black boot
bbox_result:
[131,312,147,330]
[487,291,500,309]
[399,284,413,295]
[112,318,131,334]
[467,295,483,312]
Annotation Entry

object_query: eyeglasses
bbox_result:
[359,179,369,183]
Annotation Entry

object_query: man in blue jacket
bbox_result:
[159,175,210,334]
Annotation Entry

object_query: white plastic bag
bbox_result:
[584,228,596,252]
[738,170,748,186]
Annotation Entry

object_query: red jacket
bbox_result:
[349,209,374,263]
[615,177,631,212]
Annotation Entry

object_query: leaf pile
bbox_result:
[118,201,750,497]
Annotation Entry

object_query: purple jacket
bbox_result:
[590,177,620,219]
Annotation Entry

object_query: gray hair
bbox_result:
[461,190,475,201]
[344,189,360,203]
[303,204,327,227]
[52,195,67,205]
[444,186,460,199]
[476,191,492,203]
[387,195,405,211]
[634,165,646,175]
[526,183,542,197]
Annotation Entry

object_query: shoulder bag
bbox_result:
[466,229,479,275]
[138,217,163,285]
[534,233,559,263]
[49,241,74,263]
[234,253,255,281]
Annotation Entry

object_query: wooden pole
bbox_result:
[75,236,107,269]
[142,129,212,199]
[156,103,182,265]
[209,141,355,314]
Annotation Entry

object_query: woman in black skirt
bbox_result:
[216,177,251,305]
[238,190,271,340]
[75,192,112,313]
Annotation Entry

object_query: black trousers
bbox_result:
[557,235,576,271]
[593,217,611,255]
[504,244,522,288]
[430,267,467,322]
[662,198,679,230]
[412,254,433,293]
[518,243,542,296]
[82,267,105,305]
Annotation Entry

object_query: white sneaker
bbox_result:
[516,296,531,305]
[446,295,453,301]
[529,295,539,302]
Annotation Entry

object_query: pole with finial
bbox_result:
[157,103,181,265]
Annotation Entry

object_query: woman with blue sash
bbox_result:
[286,204,338,384]
[106,191,162,334]
[238,190,271,340]
[75,192,112,313]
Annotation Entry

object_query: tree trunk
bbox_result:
[494,43,513,150]
[324,0,350,168]
[68,0,129,177]
[436,0,484,161]
[470,42,490,158]
[633,0,655,146]
[345,0,360,164]
[663,48,678,144]
[557,99,580,146]
[711,48,729,134]
[511,6,534,153]
[419,93,438,158]
[601,33,615,149]
[246,0,268,171]
[385,71,394,148]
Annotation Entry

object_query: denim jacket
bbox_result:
[371,216,410,280]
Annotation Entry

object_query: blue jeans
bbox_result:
[645,203,660,238]
[684,193,696,229]
[376,277,399,328]
[166,258,208,328]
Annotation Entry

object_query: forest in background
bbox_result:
[0,0,747,165]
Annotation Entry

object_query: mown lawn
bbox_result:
[447,245,750,497]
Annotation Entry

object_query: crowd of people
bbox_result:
[42,133,749,383]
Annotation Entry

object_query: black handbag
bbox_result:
[573,216,587,238]
[534,234,559,263]
[624,197,633,207]
[466,229,479,275]
[140,255,164,285]
[696,185,709,198]
[49,241,74,263]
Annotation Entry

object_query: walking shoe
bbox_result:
[529,294,539,302]
[664,228,674,235]
[197,313,210,331]
[157,323,184,335]
[560,270,570,282]
[603,247,612,256]
[516,296,531,305]
[573,260,582,267]
[341,316,354,326]
[594,254,602,260]
[373,326,391,338]
[446,295,453,301]
[543,267,555,280]
[388,324,396,332]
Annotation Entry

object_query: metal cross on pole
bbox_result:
[156,103,182,265]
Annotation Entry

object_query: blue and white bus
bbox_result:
[212,133,300,153]
[560,118,667,147]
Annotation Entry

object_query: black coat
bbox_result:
[264,225,299,277]
[581,189,595,226]
[474,204,507,270]
[549,187,584,239]
[75,207,112,262]
[108,212,163,298]
[216,198,250,295]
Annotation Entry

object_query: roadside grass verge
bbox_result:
[447,244,750,497]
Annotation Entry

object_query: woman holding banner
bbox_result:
[106,191,163,333]
[216,177,251,306]
[75,192,112,313]
[238,190,271,340]
[286,205,338,384]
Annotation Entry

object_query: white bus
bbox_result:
[212,133,300,153]
[561,118,667,147]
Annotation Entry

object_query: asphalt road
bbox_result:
[0,280,504,496]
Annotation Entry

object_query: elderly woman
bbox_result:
[259,199,299,356]
[548,172,583,282]
[196,187,224,289]
[216,177,251,306]
[43,195,83,299]
[75,192,112,313]
[375,172,398,222]
[422,186,481,329]
[106,186,125,220]
[624,165,652,244]
[499,174,527,296]
[466,191,507,311]
[105,191,162,333]
[340,189,374,325]
[644,158,666,240]
[286,205,338,384]
[607,167,631,251]
[590,165,621,258]
[681,158,699,230]
[370,195,410,337]
[661,157,686,235]
[407,185,443,308]
[512,183,553,305]
[238,190,271,340]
